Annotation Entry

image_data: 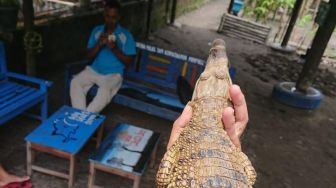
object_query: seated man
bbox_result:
[70,0,136,113]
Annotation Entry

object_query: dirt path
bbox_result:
[175,0,228,31]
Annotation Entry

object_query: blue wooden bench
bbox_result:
[65,42,235,121]
[0,42,52,125]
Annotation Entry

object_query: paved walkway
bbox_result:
[176,0,229,31]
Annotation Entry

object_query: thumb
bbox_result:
[167,105,192,149]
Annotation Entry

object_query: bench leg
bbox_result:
[88,163,96,188]
[133,176,141,188]
[41,96,48,121]
[26,142,33,176]
[96,122,105,148]
[68,155,76,188]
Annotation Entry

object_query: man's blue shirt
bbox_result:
[87,24,136,75]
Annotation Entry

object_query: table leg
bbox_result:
[133,176,141,188]
[96,122,105,148]
[88,163,96,188]
[68,155,76,188]
[26,142,32,176]
[149,142,158,168]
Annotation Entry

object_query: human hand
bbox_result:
[166,105,193,150]
[166,84,249,150]
[222,85,249,150]
[98,33,108,46]
[106,40,117,49]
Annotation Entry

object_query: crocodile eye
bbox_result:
[215,70,226,79]
[200,72,210,80]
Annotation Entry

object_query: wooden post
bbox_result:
[296,0,336,92]
[170,0,177,24]
[22,0,36,76]
[165,0,171,23]
[281,0,304,47]
[146,0,153,38]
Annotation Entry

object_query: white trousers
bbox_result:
[70,66,122,113]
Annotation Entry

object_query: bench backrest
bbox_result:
[125,42,206,93]
[0,42,8,81]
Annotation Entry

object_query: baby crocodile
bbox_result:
[156,39,256,188]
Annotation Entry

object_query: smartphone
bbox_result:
[108,34,116,42]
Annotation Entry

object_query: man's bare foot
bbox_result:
[0,166,30,187]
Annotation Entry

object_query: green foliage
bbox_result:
[276,0,295,10]
[297,14,313,27]
[248,0,295,23]
[0,0,20,7]
[243,6,254,17]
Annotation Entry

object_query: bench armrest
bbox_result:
[7,72,53,91]
[65,60,90,75]
[65,60,90,86]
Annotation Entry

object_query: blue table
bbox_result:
[88,123,160,188]
[25,106,105,188]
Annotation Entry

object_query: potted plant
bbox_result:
[0,0,20,32]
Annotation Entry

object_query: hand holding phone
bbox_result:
[108,34,116,42]
[98,33,108,46]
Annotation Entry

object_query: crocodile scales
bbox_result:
[156,39,256,188]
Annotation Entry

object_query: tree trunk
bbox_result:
[311,0,321,20]
[273,8,286,42]
[272,7,278,21]
[296,0,336,92]
[310,0,321,9]
[23,0,36,76]
[299,0,308,18]
[146,0,153,38]
[281,0,304,47]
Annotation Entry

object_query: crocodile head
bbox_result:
[192,39,232,101]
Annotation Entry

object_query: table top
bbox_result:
[25,105,105,154]
[89,123,160,175]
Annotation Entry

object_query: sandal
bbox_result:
[2,180,32,188]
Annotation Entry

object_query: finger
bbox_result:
[231,136,241,150]
[235,123,246,139]
[222,107,241,149]
[174,105,192,129]
[230,85,248,124]
[167,105,192,149]
[222,107,235,131]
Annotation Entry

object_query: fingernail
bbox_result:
[232,84,240,90]
[223,107,234,115]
